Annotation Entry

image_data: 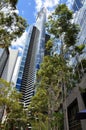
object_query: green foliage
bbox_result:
[9,0,18,7]
[29,87,48,113]
[46,4,79,47]
[29,54,71,129]
[46,3,82,85]
[0,78,28,129]
[0,78,21,106]
[47,4,72,34]
[77,59,86,71]
[64,24,79,47]
[0,0,28,48]
[0,0,18,7]
[53,112,64,130]
[37,55,70,85]
[75,44,85,54]
[79,87,86,93]
[45,39,53,54]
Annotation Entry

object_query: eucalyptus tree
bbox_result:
[0,78,28,130]
[0,0,27,48]
[28,50,71,130]
[46,4,79,50]
[28,87,48,130]
[46,4,80,130]
[46,4,84,82]
[73,44,85,78]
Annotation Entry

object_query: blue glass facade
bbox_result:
[73,1,86,45]
[16,27,33,91]
[72,0,83,12]
[35,8,46,72]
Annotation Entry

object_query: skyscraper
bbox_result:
[35,7,46,71]
[16,8,46,108]
[0,48,18,121]
[63,2,86,130]
[72,0,83,12]
[0,48,18,82]
[1,49,18,82]
[73,1,86,45]
[16,27,33,91]
[0,48,9,77]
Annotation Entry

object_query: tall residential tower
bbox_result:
[16,8,47,108]
[72,0,84,12]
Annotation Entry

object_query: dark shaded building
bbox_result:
[63,74,86,130]
[0,48,9,77]
[0,48,9,121]
[20,26,39,108]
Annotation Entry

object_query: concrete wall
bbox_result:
[1,49,18,82]
[63,74,86,130]
[0,48,9,77]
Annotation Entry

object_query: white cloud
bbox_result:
[22,10,24,15]
[66,0,73,9]
[34,0,73,18]
[35,0,43,12]
[34,0,59,11]
[43,0,59,8]
[11,31,28,55]
[34,0,60,18]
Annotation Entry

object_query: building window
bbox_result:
[68,99,82,130]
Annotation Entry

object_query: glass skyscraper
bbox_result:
[73,1,86,45]
[35,7,46,71]
[16,8,47,108]
[16,27,33,91]
[72,0,83,12]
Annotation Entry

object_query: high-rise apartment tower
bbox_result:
[16,8,46,108]
[72,0,83,12]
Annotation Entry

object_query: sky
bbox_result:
[17,0,72,25]
[17,0,36,25]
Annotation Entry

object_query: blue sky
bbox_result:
[17,0,72,25]
[11,0,72,54]
[17,0,36,25]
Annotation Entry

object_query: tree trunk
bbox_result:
[64,83,69,130]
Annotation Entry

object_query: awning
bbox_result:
[76,109,86,120]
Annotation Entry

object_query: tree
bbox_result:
[28,52,71,130]
[29,4,80,130]
[46,4,80,130]
[28,87,48,130]
[46,4,82,95]
[0,78,28,130]
[73,44,85,79]
[0,0,27,48]
[46,4,79,54]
